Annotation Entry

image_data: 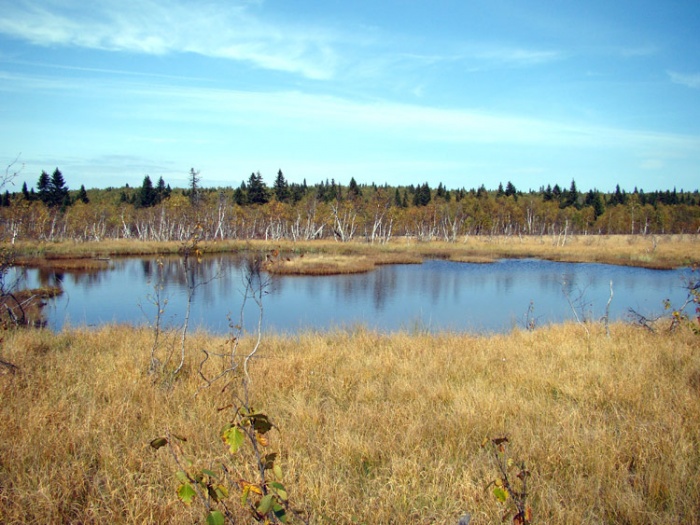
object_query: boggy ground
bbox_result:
[8,233,700,274]
[1,322,699,524]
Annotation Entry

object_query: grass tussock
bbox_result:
[1,323,699,523]
[15,257,112,272]
[264,254,376,275]
[264,251,422,275]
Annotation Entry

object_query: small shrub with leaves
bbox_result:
[151,251,307,524]
[482,436,532,525]
[151,404,304,524]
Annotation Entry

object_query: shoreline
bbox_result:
[6,233,699,274]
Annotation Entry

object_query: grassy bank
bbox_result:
[1,323,699,523]
[7,233,700,272]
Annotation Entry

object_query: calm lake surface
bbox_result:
[19,255,692,334]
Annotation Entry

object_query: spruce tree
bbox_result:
[49,168,69,207]
[138,175,156,208]
[37,171,51,205]
[247,172,269,204]
[273,169,289,202]
[77,184,89,204]
[348,177,362,199]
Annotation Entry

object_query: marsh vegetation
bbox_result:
[1,322,699,524]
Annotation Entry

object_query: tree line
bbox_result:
[1,167,699,244]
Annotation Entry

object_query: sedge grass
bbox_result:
[6,233,698,270]
[1,323,699,524]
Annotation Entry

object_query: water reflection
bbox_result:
[15,255,692,334]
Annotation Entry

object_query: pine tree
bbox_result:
[137,175,156,208]
[156,176,170,202]
[247,172,269,204]
[233,181,247,206]
[188,168,201,206]
[562,179,579,208]
[348,177,362,199]
[77,184,89,204]
[50,168,69,207]
[273,169,289,202]
[37,171,51,204]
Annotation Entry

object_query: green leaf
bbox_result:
[273,502,288,522]
[202,469,218,479]
[206,510,225,525]
[257,493,274,515]
[493,486,508,503]
[270,481,288,501]
[175,470,190,484]
[215,484,229,501]
[149,437,168,449]
[177,483,197,505]
[207,483,229,502]
[273,463,284,481]
[222,425,245,454]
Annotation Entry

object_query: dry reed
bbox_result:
[1,322,699,524]
[8,234,698,270]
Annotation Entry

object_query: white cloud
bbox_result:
[0,0,339,80]
[668,71,700,89]
[6,67,700,156]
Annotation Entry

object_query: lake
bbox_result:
[17,255,693,334]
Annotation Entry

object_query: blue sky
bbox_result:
[1,0,699,193]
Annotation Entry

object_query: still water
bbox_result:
[20,256,692,334]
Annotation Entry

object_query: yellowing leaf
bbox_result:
[223,425,245,454]
[240,481,263,495]
[215,484,229,500]
[257,434,269,447]
[241,484,251,506]
[273,463,283,481]
[257,494,274,515]
[271,481,288,501]
[177,483,197,505]
[493,486,509,503]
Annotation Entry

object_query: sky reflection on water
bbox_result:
[20,256,693,334]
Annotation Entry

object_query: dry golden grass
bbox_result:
[1,323,699,524]
[265,254,377,275]
[15,257,112,272]
[8,233,698,270]
[264,251,422,275]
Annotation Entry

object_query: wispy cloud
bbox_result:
[9,68,696,156]
[668,71,700,89]
[473,47,564,66]
[0,0,339,80]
